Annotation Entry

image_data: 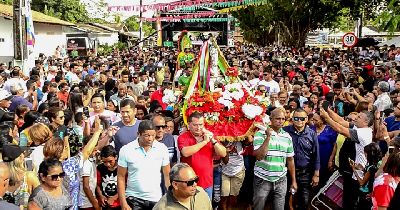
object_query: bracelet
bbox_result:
[212,140,217,145]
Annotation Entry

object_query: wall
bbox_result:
[96,33,119,46]
[0,17,14,63]
[33,23,66,58]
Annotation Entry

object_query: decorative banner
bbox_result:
[143,11,216,22]
[107,0,268,12]
[183,17,234,22]
[25,0,35,52]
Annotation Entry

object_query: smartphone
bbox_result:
[389,146,395,154]
[322,100,330,111]
[83,107,90,118]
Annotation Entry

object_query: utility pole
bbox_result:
[13,0,27,68]
[139,0,143,48]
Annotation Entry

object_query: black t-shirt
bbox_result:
[338,124,356,175]
[97,163,118,197]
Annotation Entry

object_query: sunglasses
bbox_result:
[173,176,199,186]
[155,125,167,130]
[293,117,306,122]
[47,172,66,180]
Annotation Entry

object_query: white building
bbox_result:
[0,3,75,63]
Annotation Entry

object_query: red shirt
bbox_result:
[150,89,167,110]
[178,131,214,188]
[372,173,398,209]
[57,91,69,106]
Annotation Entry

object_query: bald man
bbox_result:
[252,108,297,210]
[0,162,19,209]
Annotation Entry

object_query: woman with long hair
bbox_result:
[28,159,72,210]
[3,144,40,209]
[46,107,67,139]
[43,118,103,210]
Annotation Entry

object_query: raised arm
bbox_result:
[320,108,350,138]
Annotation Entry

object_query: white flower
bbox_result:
[218,98,234,109]
[162,89,177,104]
[222,82,244,101]
[242,104,263,119]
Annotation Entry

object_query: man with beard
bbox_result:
[385,102,400,138]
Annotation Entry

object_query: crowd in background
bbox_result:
[0,43,399,210]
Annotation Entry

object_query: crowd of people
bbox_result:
[0,43,399,210]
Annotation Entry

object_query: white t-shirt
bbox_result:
[349,127,373,180]
[258,79,280,95]
[30,145,44,173]
[222,142,244,176]
[79,158,97,208]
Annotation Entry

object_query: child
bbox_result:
[350,142,381,210]
[96,145,120,210]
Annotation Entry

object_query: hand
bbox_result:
[107,126,120,137]
[311,175,319,187]
[93,202,101,210]
[107,196,117,205]
[319,106,329,119]
[93,116,104,133]
[202,128,213,142]
[121,203,132,210]
[290,181,298,193]
[328,160,334,171]
[98,195,107,207]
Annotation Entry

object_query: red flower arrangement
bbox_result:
[226,67,239,77]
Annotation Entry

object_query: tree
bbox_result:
[231,0,386,47]
[31,0,88,23]
[124,16,156,36]
[375,0,400,33]
[0,0,12,5]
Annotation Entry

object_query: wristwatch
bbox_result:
[211,140,218,145]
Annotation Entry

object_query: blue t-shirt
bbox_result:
[385,116,400,132]
[112,120,141,154]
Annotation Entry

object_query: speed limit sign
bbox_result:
[342,32,358,47]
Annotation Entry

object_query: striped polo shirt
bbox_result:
[253,129,294,182]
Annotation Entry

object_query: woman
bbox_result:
[0,121,19,144]
[3,144,40,209]
[68,90,84,115]
[28,159,72,210]
[107,99,119,114]
[27,123,53,172]
[15,105,30,128]
[43,120,103,210]
[311,113,338,188]
[135,104,148,120]
[372,152,400,210]
[46,107,68,139]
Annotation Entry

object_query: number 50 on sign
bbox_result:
[342,32,358,48]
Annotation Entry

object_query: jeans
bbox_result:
[126,196,156,210]
[295,168,312,210]
[213,165,222,207]
[205,187,213,199]
[253,175,287,210]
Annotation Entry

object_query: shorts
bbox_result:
[221,169,245,197]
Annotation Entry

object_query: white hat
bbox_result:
[0,89,13,101]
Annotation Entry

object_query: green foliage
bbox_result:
[375,0,400,33]
[97,42,127,56]
[31,0,88,23]
[231,0,386,46]
[0,0,12,5]
[124,16,156,36]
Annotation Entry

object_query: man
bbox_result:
[129,73,144,97]
[57,82,69,106]
[117,120,170,210]
[47,66,58,82]
[319,108,373,210]
[110,99,140,154]
[284,108,319,210]
[152,114,178,164]
[178,67,192,87]
[278,91,288,107]
[65,63,81,85]
[374,81,392,112]
[0,89,13,119]
[150,81,171,110]
[385,102,400,137]
[3,68,26,92]
[110,83,135,106]
[0,162,19,209]
[258,68,280,95]
[120,70,130,84]
[253,108,297,210]
[153,163,212,210]
[88,93,121,126]
[312,74,330,96]
[302,101,314,114]
[178,112,227,198]
[9,83,33,112]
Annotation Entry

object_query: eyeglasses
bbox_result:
[173,176,199,186]
[155,125,167,130]
[47,172,66,181]
[293,117,306,122]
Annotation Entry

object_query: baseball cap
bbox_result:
[0,89,13,101]
[2,144,28,162]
